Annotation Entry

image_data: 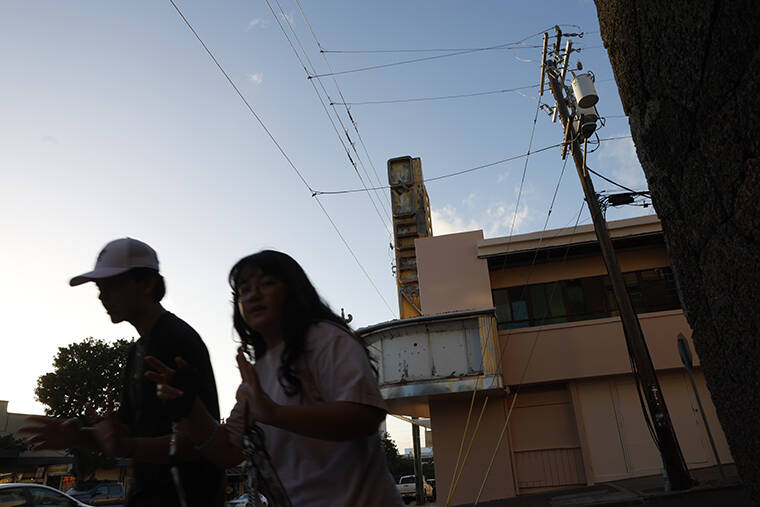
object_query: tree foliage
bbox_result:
[381,431,409,481]
[34,337,133,486]
[0,434,29,456]
[380,432,435,482]
[35,337,133,418]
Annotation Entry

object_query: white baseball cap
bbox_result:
[70,237,160,286]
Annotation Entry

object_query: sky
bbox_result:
[0,1,653,452]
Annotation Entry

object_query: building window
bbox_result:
[492,267,681,330]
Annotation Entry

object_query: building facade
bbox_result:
[0,401,128,491]
[360,215,733,505]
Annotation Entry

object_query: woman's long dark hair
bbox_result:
[229,250,373,398]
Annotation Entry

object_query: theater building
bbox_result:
[360,178,733,505]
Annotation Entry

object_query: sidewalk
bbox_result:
[454,464,752,507]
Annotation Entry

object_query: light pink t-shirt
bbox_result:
[225,321,403,507]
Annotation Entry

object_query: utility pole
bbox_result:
[411,417,425,505]
[542,26,692,490]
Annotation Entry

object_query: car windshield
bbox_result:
[400,476,416,484]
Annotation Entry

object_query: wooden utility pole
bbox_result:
[412,417,425,505]
[543,30,692,490]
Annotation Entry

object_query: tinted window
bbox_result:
[27,488,75,507]
[493,267,680,329]
[508,287,529,322]
[0,488,30,507]
[545,282,568,324]
[492,288,511,322]
[399,476,415,484]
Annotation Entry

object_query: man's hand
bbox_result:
[144,355,184,400]
[94,416,135,458]
[144,355,197,420]
[19,416,81,451]
[236,347,279,425]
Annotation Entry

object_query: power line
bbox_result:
[322,44,544,54]
[314,196,396,316]
[294,0,394,224]
[312,136,632,195]
[332,84,537,106]
[167,0,396,318]
[167,0,312,193]
[331,78,614,106]
[308,26,573,79]
[320,43,608,55]
[320,25,591,54]
[263,0,394,238]
[508,94,542,238]
[587,167,650,196]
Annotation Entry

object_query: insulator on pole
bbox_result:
[539,33,548,96]
[560,40,572,84]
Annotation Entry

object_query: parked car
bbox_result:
[396,475,434,504]
[225,492,269,506]
[0,483,93,506]
[66,482,125,506]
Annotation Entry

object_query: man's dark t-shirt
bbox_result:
[118,312,224,507]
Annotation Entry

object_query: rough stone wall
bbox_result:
[594,0,760,500]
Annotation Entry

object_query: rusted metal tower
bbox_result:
[388,156,433,320]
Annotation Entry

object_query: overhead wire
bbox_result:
[167,0,311,193]
[291,0,398,275]
[330,78,614,107]
[508,93,542,239]
[320,43,607,55]
[312,136,632,195]
[320,24,588,55]
[263,0,395,239]
[587,167,650,196]
[294,0,394,226]
[322,44,544,54]
[308,26,576,79]
[167,0,396,317]
[332,84,538,106]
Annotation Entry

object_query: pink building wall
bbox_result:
[429,393,516,505]
[399,217,733,502]
[416,230,493,315]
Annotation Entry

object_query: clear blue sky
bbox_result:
[0,0,651,451]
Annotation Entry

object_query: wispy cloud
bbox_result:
[431,205,480,236]
[247,72,263,85]
[280,12,295,25]
[484,201,530,237]
[247,17,269,30]
[463,192,476,207]
[431,199,534,238]
[497,168,511,184]
[596,134,646,189]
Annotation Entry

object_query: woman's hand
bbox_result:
[236,347,279,425]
